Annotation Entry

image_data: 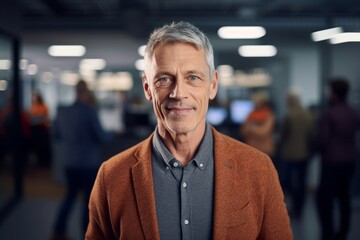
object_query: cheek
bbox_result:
[152,91,167,117]
[153,88,167,104]
[194,91,210,112]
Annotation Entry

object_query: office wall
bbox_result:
[283,42,360,112]
[332,43,360,110]
[282,44,321,108]
[266,42,321,124]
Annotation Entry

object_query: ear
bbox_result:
[142,73,152,101]
[209,71,219,100]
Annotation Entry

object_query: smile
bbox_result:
[167,107,193,115]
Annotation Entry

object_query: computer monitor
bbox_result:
[206,107,228,126]
[230,100,254,124]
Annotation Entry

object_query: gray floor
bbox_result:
[0,198,82,240]
[0,194,359,240]
[291,195,360,240]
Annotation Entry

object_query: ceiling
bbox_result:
[17,0,360,75]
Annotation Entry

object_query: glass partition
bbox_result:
[0,32,14,209]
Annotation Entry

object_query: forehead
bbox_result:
[152,42,205,63]
[144,42,210,77]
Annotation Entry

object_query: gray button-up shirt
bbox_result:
[152,124,214,240]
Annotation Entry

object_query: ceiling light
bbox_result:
[80,69,96,82]
[27,64,38,75]
[41,72,54,83]
[61,71,80,85]
[20,59,28,70]
[138,45,146,57]
[217,65,234,86]
[98,72,133,91]
[330,32,360,44]
[0,80,7,91]
[311,27,343,42]
[234,69,271,87]
[0,60,11,70]
[238,45,277,57]
[135,59,145,71]
[218,26,266,39]
[80,58,106,70]
[217,65,234,77]
[48,45,86,57]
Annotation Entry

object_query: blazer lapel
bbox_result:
[212,129,251,239]
[212,134,236,239]
[131,136,160,240]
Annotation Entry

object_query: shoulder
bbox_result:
[212,129,279,195]
[212,128,272,169]
[99,135,152,177]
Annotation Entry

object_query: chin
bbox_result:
[166,120,200,135]
[168,126,192,135]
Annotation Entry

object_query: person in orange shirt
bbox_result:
[29,92,52,168]
[30,92,49,126]
[241,91,276,157]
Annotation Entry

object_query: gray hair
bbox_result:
[145,21,215,74]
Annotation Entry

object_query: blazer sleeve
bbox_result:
[86,164,116,240]
[258,157,293,240]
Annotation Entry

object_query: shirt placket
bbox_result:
[180,163,196,240]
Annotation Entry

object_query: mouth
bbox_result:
[166,106,194,116]
[171,107,192,113]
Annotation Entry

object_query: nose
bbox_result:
[169,79,187,99]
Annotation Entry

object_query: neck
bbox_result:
[157,123,206,166]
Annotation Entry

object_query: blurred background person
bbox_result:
[29,91,52,168]
[316,77,359,240]
[280,88,315,219]
[241,91,276,158]
[51,80,112,240]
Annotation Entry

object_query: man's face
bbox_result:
[142,42,218,135]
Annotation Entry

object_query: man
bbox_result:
[52,80,111,239]
[280,89,314,219]
[86,22,292,240]
[29,92,52,168]
[241,91,276,157]
[317,78,359,240]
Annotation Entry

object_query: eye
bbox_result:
[155,76,173,87]
[159,76,171,82]
[188,75,199,81]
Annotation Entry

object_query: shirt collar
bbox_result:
[152,124,213,170]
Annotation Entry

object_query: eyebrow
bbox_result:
[154,71,173,79]
[153,69,207,79]
[186,70,206,78]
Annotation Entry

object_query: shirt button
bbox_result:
[184,219,189,225]
[182,182,187,188]
[165,166,170,171]
[199,163,204,168]
[173,162,179,167]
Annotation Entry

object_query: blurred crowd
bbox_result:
[241,77,359,240]
[0,77,359,240]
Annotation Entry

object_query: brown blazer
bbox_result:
[86,128,293,240]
